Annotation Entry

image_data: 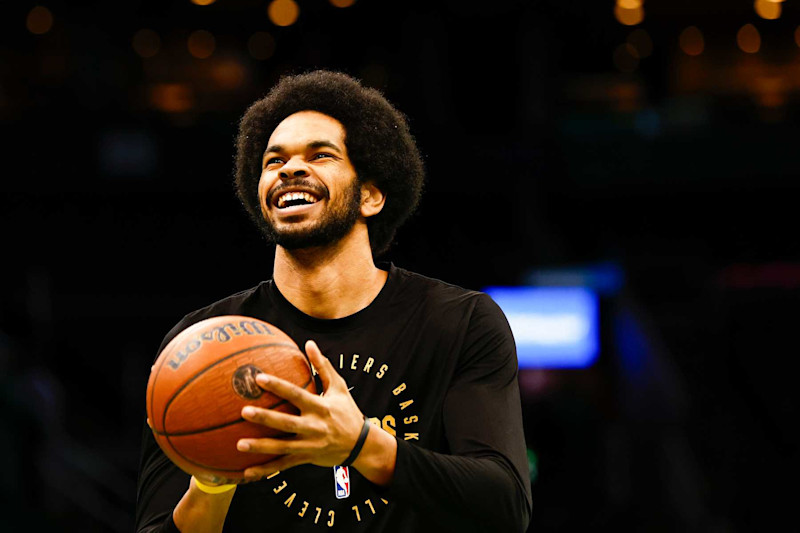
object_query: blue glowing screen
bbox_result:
[484,287,599,368]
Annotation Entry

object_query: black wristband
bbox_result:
[341,416,371,467]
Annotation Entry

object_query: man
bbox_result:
[136,70,532,532]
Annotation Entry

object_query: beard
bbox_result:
[260,178,362,250]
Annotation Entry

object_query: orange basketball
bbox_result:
[146,315,316,484]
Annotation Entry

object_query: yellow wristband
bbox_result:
[192,476,237,494]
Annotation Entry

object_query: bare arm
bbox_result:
[172,478,237,533]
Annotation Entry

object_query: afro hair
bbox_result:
[234,70,425,256]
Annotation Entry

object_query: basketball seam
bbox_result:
[159,342,305,435]
[148,316,270,432]
[152,373,314,437]
[149,333,182,435]
[157,342,314,473]
[156,341,314,473]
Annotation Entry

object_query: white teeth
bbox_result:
[277,191,319,208]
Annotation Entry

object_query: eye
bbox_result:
[311,152,334,161]
[264,156,284,167]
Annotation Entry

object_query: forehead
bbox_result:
[267,110,346,148]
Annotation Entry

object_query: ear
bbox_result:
[359,182,386,218]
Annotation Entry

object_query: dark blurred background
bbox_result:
[1,0,798,530]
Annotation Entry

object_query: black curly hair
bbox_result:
[234,70,425,256]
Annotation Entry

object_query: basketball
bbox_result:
[146,315,316,484]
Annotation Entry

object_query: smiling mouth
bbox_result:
[275,191,321,209]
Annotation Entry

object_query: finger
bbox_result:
[241,406,313,435]
[304,340,344,393]
[255,373,322,411]
[243,454,309,482]
[237,435,306,456]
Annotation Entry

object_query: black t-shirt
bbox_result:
[136,265,532,532]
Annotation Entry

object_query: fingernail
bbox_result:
[238,440,250,451]
[256,374,270,385]
[242,406,255,417]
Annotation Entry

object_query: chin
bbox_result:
[263,198,361,250]
[269,224,340,250]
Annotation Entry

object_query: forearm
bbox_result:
[172,478,236,533]
[137,423,235,533]
[390,440,530,532]
[341,419,527,531]
[351,418,397,486]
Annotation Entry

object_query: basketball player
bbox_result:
[136,71,532,532]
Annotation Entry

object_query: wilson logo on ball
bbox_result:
[165,319,274,370]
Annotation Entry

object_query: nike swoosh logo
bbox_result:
[321,386,354,397]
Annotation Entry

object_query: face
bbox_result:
[257,111,362,250]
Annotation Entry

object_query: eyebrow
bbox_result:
[263,140,343,157]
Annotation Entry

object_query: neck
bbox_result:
[272,224,388,319]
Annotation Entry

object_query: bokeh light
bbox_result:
[26,6,54,35]
[248,32,276,60]
[187,30,216,59]
[754,0,781,20]
[613,44,639,73]
[149,83,194,113]
[268,0,300,27]
[737,24,761,54]
[627,28,652,58]
[614,4,644,26]
[211,60,246,90]
[191,0,217,5]
[132,29,161,59]
[753,76,785,109]
[679,26,704,56]
[329,0,357,7]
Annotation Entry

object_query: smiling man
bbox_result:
[136,71,532,533]
[259,111,367,251]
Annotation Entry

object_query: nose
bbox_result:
[279,158,309,180]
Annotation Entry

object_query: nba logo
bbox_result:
[333,466,350,499]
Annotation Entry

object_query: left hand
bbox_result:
[237,340,365,481]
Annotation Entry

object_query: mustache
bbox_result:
[267,180,329,205]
